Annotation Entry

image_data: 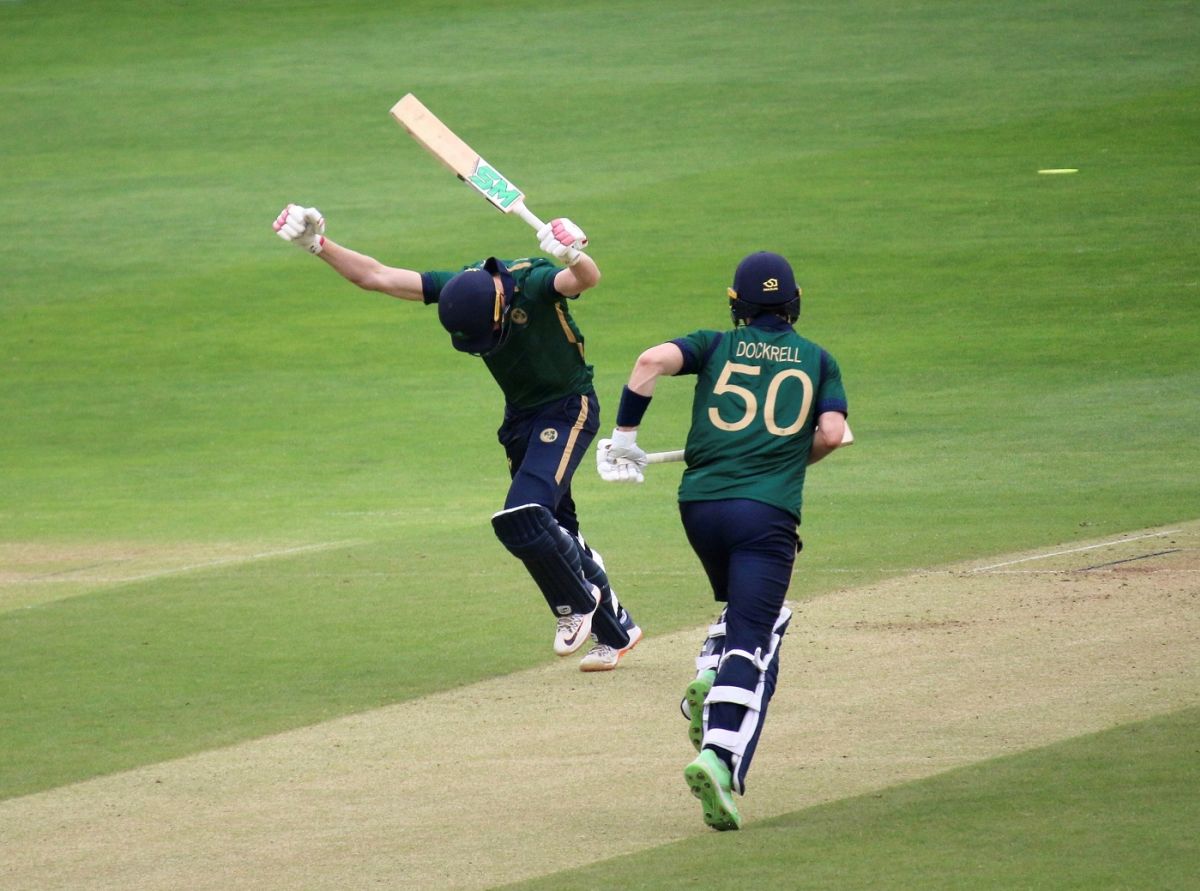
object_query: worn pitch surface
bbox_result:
[2,523,1196,889]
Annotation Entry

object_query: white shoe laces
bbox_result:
[585,644,617,662]
[557,614,584,635]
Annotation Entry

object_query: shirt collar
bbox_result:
[749,314,794,332]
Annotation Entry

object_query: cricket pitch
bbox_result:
[1,522,1197,889]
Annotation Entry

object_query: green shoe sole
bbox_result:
[684,750,742,831]
[684,670,716,752]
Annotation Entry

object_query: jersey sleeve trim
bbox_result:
[670,338,700,374]
[816,400,849,416]
[420,271,443,305]
[816,349,848,416]
[700,332,725,369]
[671,331,724,375]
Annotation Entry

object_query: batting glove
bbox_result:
[273,204,326,255]
[537,218,587,267]
[595,429,646,484]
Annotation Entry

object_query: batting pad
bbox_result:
[573,537,632,649]
[703,605,792,794]
[492,504,599,616]
[694,608,729,675]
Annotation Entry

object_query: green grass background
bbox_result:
[1,0,1197,885]
[507,707,1200,890]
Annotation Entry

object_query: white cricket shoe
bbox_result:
[553,585,601,656]
[579,623,643,672]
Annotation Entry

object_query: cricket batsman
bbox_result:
[273,204,641,671]
[596,251,849,827]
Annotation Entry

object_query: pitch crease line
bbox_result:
[116,540,364,583]
[969,530,1181,572]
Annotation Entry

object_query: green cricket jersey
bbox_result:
[422,258,594,409]
[672,316,848,520]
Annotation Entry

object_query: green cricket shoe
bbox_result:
[683,669,716,752]
[684,748,742,831]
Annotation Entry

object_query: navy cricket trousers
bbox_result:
[497,391,600,536]
[679,498,800,787]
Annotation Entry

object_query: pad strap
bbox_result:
[694,609,728,673]
[706,685,756,707]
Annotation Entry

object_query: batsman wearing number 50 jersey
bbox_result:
[596,251,848,829]
[273,204,641,671]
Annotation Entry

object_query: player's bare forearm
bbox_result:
[616,343,685,430]
[317,240,424,301]
[808,411,847,464]
[553,252,600,296]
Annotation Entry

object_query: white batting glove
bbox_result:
[596,438,644,483]
[273,204,326,255]
[595,429,646,483]
[537,218,587,267]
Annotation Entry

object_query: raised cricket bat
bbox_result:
[644,421,855,464]
[389,93,546,232]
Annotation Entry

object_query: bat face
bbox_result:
[389,94,527,213]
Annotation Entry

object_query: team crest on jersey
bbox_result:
[510,308,529,325]
[540,428,559,443]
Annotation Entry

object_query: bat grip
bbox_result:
[513,202,546,232]
[644,450,685,465]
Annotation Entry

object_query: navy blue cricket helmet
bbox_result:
[437,257,516,356]
[727,251,801,325]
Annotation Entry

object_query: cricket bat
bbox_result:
[389,93,546,232]
[643,421,855,464]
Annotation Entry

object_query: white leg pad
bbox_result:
[694,609,728,674]
[705,684,757,707]
[701,606,792,794]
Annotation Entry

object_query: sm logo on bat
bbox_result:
[467,162,523,210]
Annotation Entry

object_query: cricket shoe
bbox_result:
[579,622,643,672]
[682,669,717,752]
[684,748,742,831]
[553,584,602,656]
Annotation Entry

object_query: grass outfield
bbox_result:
[506,708,1200,891]
[1,0,1197,886]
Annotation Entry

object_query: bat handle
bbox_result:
[513,202,546,232]
[644,449,685,465]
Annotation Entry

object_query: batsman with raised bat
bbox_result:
[272,204,641,671]
[597,251,849,829]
